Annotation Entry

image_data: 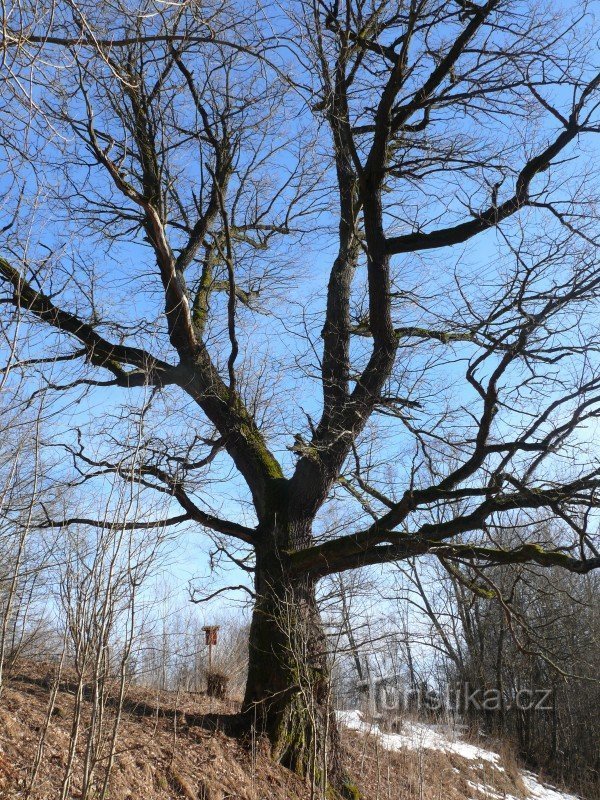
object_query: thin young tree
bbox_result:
[3,0,600,793]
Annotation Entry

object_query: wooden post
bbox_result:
[202,625,219,674]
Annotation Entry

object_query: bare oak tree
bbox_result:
[3,0,600,793]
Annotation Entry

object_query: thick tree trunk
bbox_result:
[242,527,356,798]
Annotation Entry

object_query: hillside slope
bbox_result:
[0,664,583,800]
[338,710,580,800]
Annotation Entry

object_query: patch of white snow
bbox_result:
[522,772,579,800]
[336,710,501,764]
[336,711,580,800]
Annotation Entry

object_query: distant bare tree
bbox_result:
[0,372,58,693]
[53,462,166,800]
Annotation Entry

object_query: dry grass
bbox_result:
[0,662,535,800]
[344,725,528,800]
[0,661,308,800]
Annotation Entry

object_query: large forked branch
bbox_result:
[288,478,600,577]
[39,506,253,543]
[0,257,176,387]
[69,57,285,517]
[291,3,600,519]
[291,535,600,579]
[60,442,256,544]
[78,76,199,362]
[39,512,190,532]
[289,1,500,514]
[0,252,282,518]
[316,10,361,444]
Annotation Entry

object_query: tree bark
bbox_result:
[242,522,354,797]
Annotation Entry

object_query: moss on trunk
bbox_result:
[242,539,355,798]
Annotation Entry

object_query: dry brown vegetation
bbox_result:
[0,662,307,800]
[0,661,533,800]
[344,728,527,800]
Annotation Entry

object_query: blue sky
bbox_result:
[2,0,600,631]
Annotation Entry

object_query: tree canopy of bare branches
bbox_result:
[3,0,600,793]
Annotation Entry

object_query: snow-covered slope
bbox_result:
[337,710,579,800]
